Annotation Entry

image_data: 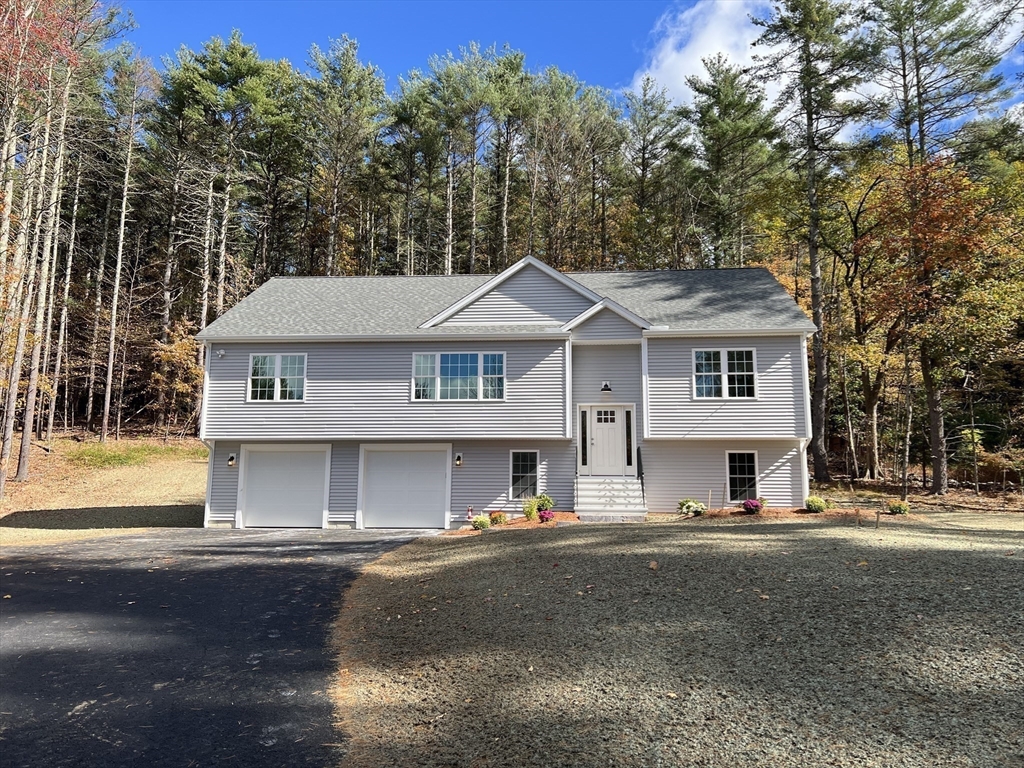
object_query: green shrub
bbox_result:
[521,497,539,521]
[887,499,910,515]
[536,493,556,511]
[805,496,828,514]
[677,498,707,516]
[489,511,508,526]
[471,515,491,530]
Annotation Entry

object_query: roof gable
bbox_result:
[422,256,599,327]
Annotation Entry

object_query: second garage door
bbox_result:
[362,446,449,529]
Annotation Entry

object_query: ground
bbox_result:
[0,527,424,767]
[333,513,1024,768]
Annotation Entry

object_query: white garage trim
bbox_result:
[356,443,452,530]
[236,443,332,529]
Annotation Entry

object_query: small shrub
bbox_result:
[536,493,556,511]
[521,497,539,521]
[538,509,555,523]
[805,496,828,514]
[489,511,508,526]
[677,498,707,516]
[887,499,910,515]
[471,515,491,530]
[742,498,763,514]
[758,496,768,510]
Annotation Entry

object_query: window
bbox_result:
[511,451,539,499]
[580,410,588,466]
[412,352,505,401]
[727,452,758,502]
[694,349,756,399]
[249,354,305,401]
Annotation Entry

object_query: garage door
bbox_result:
[362,447,449,529]
[241,446,329,528]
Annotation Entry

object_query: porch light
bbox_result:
[600,381,612,392]
[227,453,236,467]
[455,453,463,467]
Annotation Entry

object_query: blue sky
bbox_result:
[123,0,673,92]
[122,0,1021,109]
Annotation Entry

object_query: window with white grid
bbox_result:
[248,354,306,402]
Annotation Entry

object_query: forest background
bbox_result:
[1,0,1022,501]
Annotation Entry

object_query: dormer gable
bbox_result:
[421,256,600,327]
[561,298,650,341]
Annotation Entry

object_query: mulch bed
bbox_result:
[441,511,580,536]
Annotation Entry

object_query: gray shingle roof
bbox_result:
[196,266,814,340]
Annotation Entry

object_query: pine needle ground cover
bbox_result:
[332,516,1023,767]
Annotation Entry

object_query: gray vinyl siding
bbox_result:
[646,335,807,438]
[572,344,644,441]
[450,440,576,522]
[329,442,359,523]
[208,441,240,523]
[443,264,594,325]
[203,339,567,440]
[641,439,804,511]
[572,309,643,340]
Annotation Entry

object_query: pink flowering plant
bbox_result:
[538,509,555,523]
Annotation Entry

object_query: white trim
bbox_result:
[356,443,452,530]
[419,256,603,328]
[199,342,211,440]
[691,348,758,401]
[202,438,215,527]
[570,338,642,346]
[509,448,542,502]
[197,332,572,343]
[725,449,759,504]
[643,328,814,338]
[409,351,507,403]
[641,337,650,440]
[208,433,571,441]
[799,437,810,502]
[643,435,803,441]
[236,443,332,529]
[246,352,307,403]
[800,332,813,440]
[564,340,572,439]
[560,298,650,332]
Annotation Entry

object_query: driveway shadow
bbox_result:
[0,505,204,529]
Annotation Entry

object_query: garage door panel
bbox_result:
[363,449,448,529]
[243,449,327,528]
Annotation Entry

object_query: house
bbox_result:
[195,256,816,529]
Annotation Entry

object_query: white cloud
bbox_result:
[633,0,776,105]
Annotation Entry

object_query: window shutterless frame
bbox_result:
[725,450,759,503]
[410,351,507,402]
[246,353,307,403]
[692,348,758,400]
[509,449,540,501]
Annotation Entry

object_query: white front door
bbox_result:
[590,406,625,475]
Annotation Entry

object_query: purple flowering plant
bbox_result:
[538,509,555,523]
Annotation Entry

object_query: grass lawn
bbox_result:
[0,436,207,547]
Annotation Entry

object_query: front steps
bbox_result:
[575,476,647,523]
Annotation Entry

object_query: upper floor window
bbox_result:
[694,349,756,399]
[249,354,306,401]
[413,352,505,401]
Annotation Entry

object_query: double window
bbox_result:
[248,354,306,401]
[727,452,758,502]
[413,352,505,401]
[511,450,539,499]
[694,349,756,399]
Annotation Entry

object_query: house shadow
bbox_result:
[0,504,204,529]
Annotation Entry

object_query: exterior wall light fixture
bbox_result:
[227,453,236,467]
[455,453,463,467]
[600,381,612,392]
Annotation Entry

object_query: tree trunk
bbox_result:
[920,345,947,494]
[444,141,454,275]
[501,123,512,270]
[101,80,138,442]
[156,170,181,430]
[46,157,81,443]
[215,165,231,316]
[85,193,112,430]
[196,170,215,419]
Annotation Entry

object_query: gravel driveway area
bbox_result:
[334,515,1023,767]
[0,527,425,768]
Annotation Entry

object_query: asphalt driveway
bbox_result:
[0,527,426,768]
